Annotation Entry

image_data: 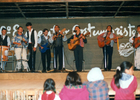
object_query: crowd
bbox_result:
[38,61,138,100]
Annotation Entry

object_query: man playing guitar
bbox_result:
[52,25,67,72]
[38,29,53,73]
[67,26,87,72]
[97,25,117,71]
[129,25,140,70]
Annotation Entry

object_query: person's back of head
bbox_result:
[44,78,56,93]
[87,67,104,82]
[114,61,133,88]
[65,71,82,86]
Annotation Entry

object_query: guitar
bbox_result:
[98,36,123,48]
[53,28,66,40]
[39,28,67,53]
[132,37,140,48]
[39,42,50,53]
[68,32,90,50]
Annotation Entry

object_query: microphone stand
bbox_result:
[20,34,23,72]
[104,33,107,70]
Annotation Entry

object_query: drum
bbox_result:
[0,46,9,61]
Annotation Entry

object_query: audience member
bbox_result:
[38,78,61,100]
[83,67,109,100]
[111,61,137,100]
[59,72,89,100]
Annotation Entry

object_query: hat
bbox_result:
[87,67,104,82]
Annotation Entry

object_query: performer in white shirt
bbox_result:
[129,25,140,70]
[0,28,10,72]
[25,22,38,72]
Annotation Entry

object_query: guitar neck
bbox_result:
[106,37,118,41]
[75,34,88,41]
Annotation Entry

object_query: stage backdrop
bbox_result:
[0,17,140,70]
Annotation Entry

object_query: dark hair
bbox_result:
[65,72,82,86]
[106,25,112,31]
[17,26,23,30]
[26,22,32,26]
[2,28,6,31]
[137,25,140,28]
[43,78,56,93]
[114,61,133,88]
[55,25,60,29]
[43,28,49,33]
[75,26,80,29]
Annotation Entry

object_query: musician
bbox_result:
[67,26,87,72]
[12,26,29,72]
[97,25,117,71]
[52,25,67,72]
[38,29,53,73]
[25,22,38,72]
[129,25,140,70]
[0,28,11,72]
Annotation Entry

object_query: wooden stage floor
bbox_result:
[0,70,140,96]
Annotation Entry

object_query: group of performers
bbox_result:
[0,23,140,72]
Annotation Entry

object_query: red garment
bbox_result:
[59,85,89,100]
[110,76,137,100]
[74,34,84,47]
[41,92,55,100]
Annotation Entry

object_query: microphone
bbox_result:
[73,30,77,32]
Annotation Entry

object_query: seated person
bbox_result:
[83,67,109,100]
[38,78,61,100]
[111,61,137,100]
[59,72,89,100]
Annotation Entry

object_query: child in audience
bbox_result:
[38,78,61,100]
[111,61,137,100]
[59,72,89,100]
[84,67,109,100]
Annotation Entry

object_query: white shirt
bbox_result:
[25,28,38,48]
[1,35,11,46]
[38,91,61,100]
[38,34,53,44]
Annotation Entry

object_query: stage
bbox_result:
[0,70,140,99]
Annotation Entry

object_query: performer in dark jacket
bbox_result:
[67,26,87,72]
[52,25,67,72]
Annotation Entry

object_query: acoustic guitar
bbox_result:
[53,28,66,40]
[98,36,123,48]
[68,32,90,50]
[133,37,140,48]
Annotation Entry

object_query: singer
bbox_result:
[12,26,29,72]
[67,26,87,72]
[97,25,117,71]
[129,25,140,70]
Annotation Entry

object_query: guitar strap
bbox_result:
[74,34,84,47]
